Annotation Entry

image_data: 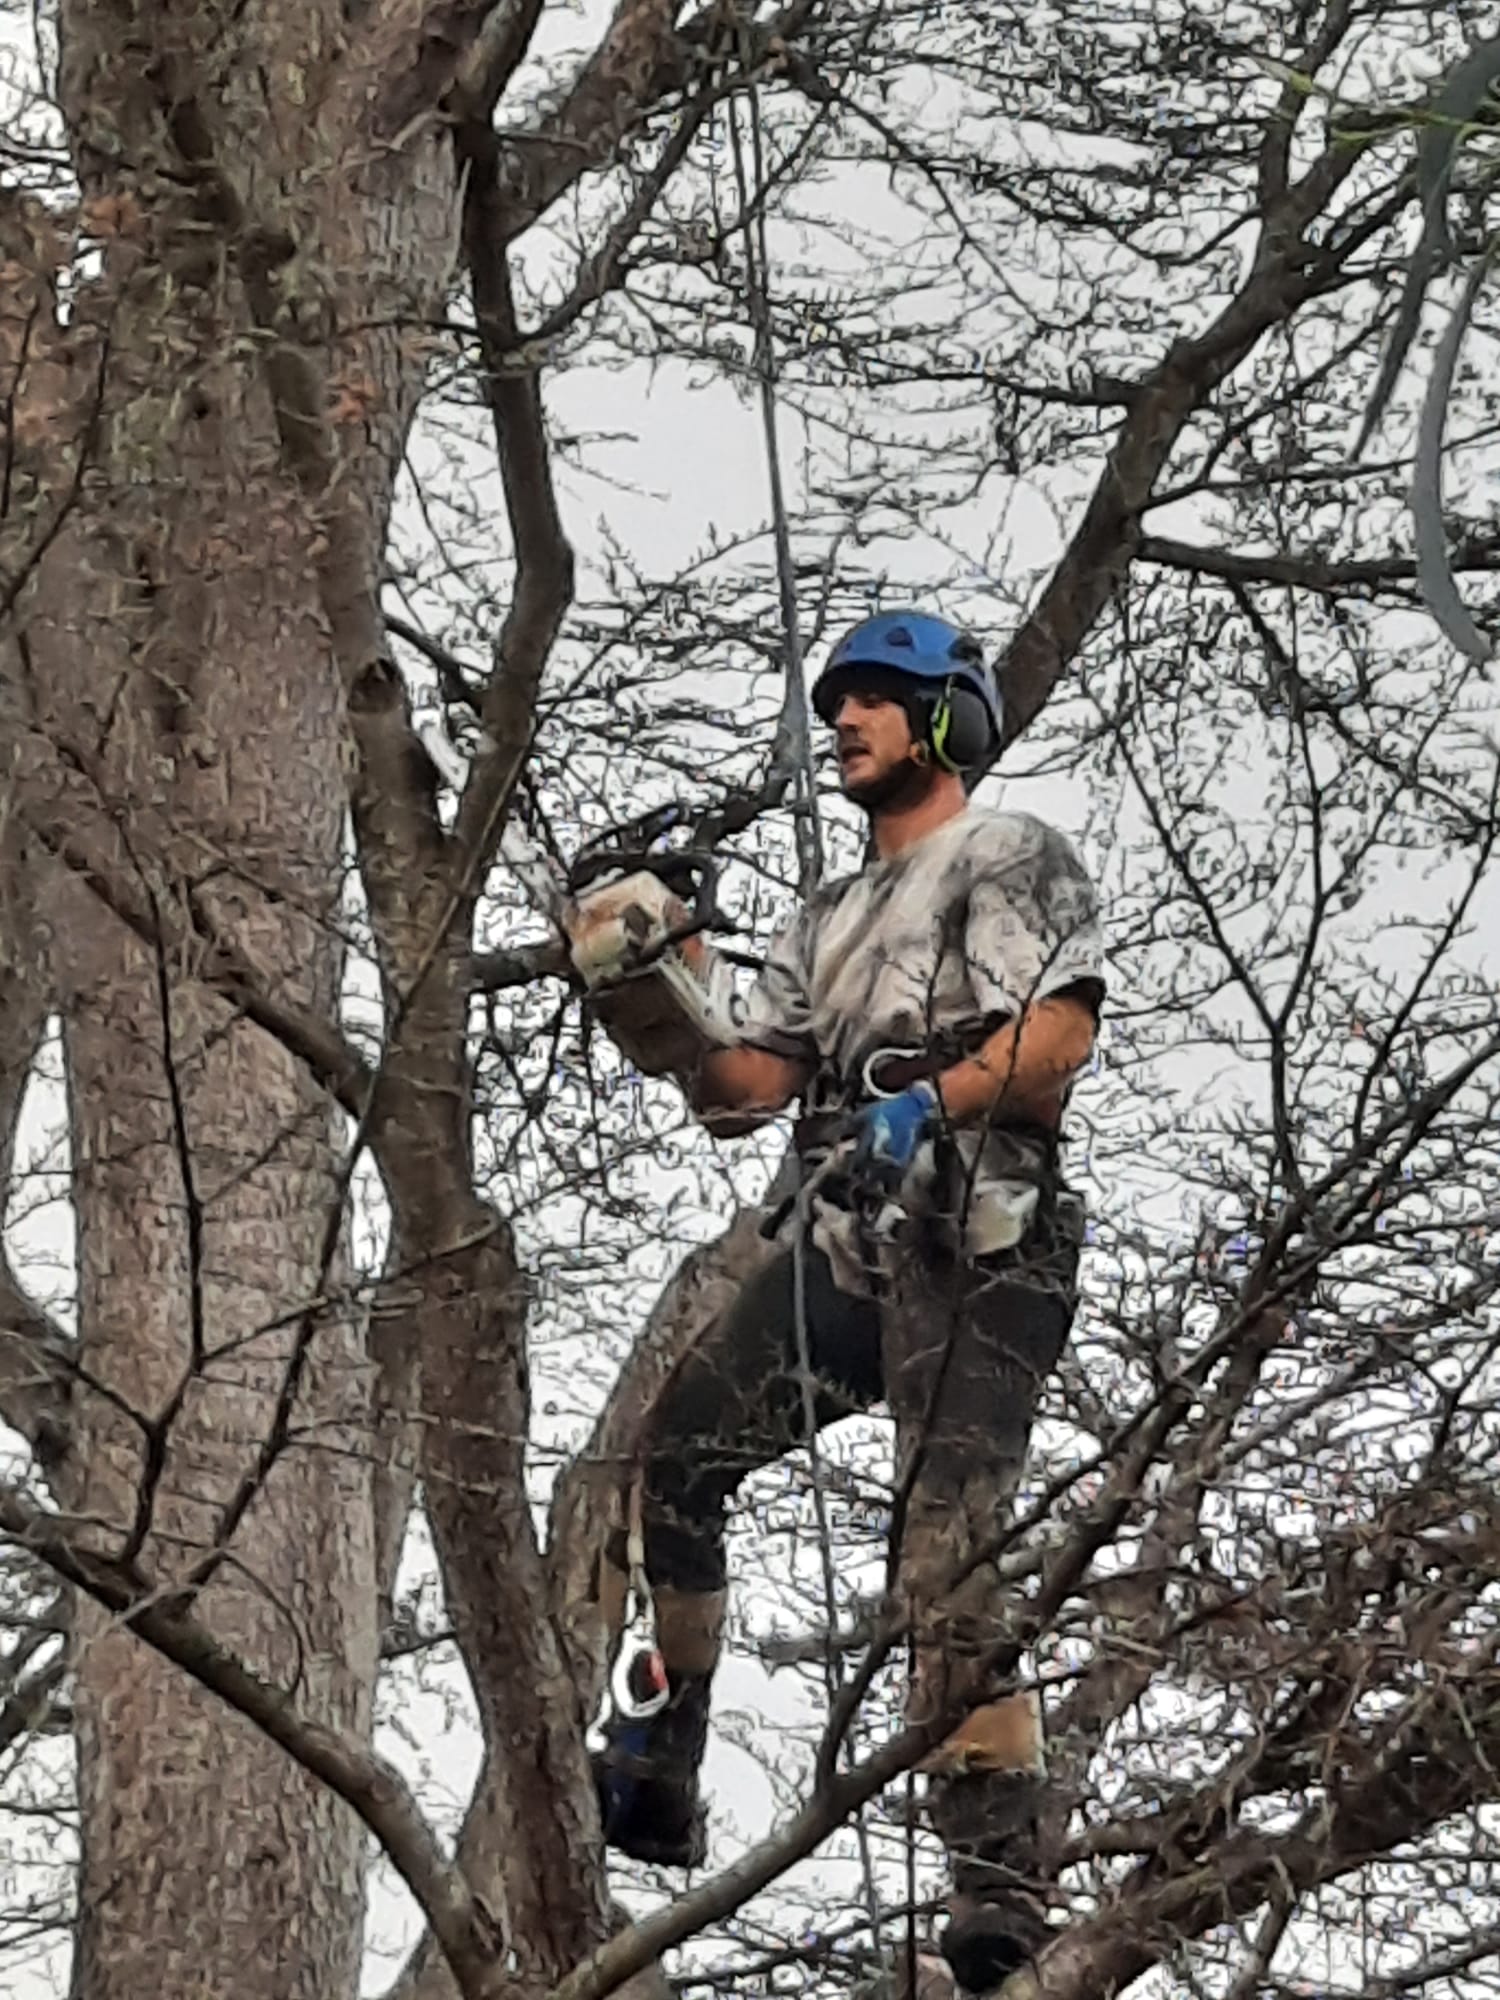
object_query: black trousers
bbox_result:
[640,1183,1080,1733]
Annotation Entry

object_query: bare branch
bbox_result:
[450,0,548,123]
[0,1483,512,2000]
[387,612,485,711]
[0,1649,63,1759]
[551,1706,979,2000]
[0,1273,71,1477]
[18,787,374,1120]
[448,146,575,880]
[483,1,817,243]
[998,143,1383,747]
[371,1,539,141]
[487,0,685,243]
[0,832,71,1469]
[1139,528,1500,594]
[1010,1647,1500,2000]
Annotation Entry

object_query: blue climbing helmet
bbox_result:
[810,610,1003,774]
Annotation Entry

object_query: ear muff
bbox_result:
[928,680,995,773]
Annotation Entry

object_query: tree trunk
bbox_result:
[64,949,376,2000]
[42,311,380,1997]
[13,6,465,1993]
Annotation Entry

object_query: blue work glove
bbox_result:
[848,1080,940,1193]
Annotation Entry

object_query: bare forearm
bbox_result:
[648,923,808,1131]
[935,995,1095,1128]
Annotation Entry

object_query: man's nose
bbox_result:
[834,693,864,730]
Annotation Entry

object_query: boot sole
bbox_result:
[940,1912,1045,1994]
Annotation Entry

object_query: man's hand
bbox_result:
[848,1080,940,1192]
[692,1043,809,1135]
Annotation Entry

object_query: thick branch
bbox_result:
[371,1284,424,1647]
[0,837,71,1470]
[484,1,818,243]
[372,0,541,140]
[0,1273,71,1476]
[0,1483,512,2000]
[449,145,575,881]
[0,1648,64,1757]
[1138,529,1500,594]
[546,1198,783,1702]
[394,1194,786,2000]
[1015,1657,1500,2000]
[451,0,548,123]
[156,80,455,965]
[487,0,685,242]
[997,145,1378,746]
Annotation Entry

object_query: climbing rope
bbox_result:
[727,82,824,897]
[725,74,897,1973]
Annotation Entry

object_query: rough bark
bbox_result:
[0,827,71,1473]
[0,195,81,1474]
[3,4,462,1994]
[6,3,785,1993]
[42,339,375,2000]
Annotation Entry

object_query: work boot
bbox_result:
[593,1667,710,1868]
[929,1772,1050,1993]
[941,1891,1050,1995]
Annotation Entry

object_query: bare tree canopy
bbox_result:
[2,3,1500,1999]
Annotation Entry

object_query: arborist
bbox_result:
[588,610,1105,1993]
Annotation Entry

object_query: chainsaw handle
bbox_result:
[616,872,718,979]
[568,846,721,935]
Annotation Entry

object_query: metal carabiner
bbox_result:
[611,1473,671,1721]
[859,1044,924,1101]
[611,1580,670,1721]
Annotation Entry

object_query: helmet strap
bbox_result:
[929,686,956,772]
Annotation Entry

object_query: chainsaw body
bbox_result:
[566,866,740,1078]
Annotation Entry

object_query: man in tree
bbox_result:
[593,610,1104,1991]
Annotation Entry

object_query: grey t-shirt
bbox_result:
[742,807,1105,1100]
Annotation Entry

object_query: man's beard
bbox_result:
[842,750,934,814]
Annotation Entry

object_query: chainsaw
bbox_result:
[560,805,744,1079]
[560,800,748,1080]
[414,713,744,1078]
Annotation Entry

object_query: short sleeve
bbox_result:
[964,820,1106,1021]
[739,911,819,1060]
